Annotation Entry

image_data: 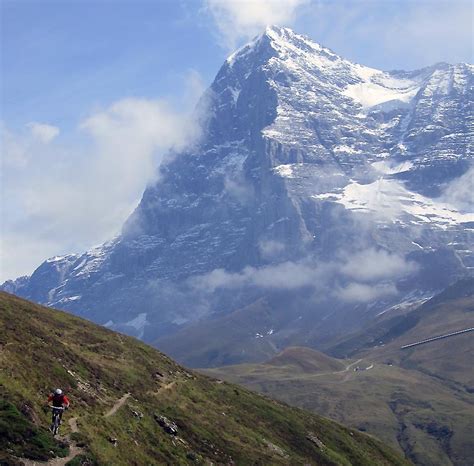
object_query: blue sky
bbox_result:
[1,0,473,281]
[2,1,222,129]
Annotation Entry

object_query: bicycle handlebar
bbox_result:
[49,405,65,410]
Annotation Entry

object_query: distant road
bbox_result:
[401,327,474,349]
[300,358,363,380]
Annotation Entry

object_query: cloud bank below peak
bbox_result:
[189,248,418,304]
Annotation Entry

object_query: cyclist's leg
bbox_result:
[55,411,61,434]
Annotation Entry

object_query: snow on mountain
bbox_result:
[313,178,474,227]
[3,26,473,365]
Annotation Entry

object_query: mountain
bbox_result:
[205,281,474,465]
[327,278,474,364]
[326,277,474,389]
[0,292,409,466]
[3,26,473,366]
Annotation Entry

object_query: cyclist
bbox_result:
[47,388,70,427]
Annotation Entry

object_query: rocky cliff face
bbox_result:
[4,27,473,365]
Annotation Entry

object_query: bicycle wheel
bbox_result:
[52,412,60,436]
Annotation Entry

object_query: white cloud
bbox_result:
[378,1,473,67]
[259,239,286,258]
[27,122,60,143]
[0,232,61,285]
[340,248,418,282]
[190,260,327,292]
[80,98,196,152]
[441,166,474,212]
[335,282,397,303]
[224,175,255,204]
[1,124,28,167]
[1,122,60,168]
[1,97,200,281]
[190,247,417,304]
[205,0,309,48]
[182,68,208,107]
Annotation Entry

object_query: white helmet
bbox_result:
[55,388,63,395]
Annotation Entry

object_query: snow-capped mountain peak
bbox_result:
[3,26,472,365]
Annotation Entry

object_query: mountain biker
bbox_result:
[47,388,70,425]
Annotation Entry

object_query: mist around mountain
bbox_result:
[2,26,473,367]
[205,279,474,466]
[0,292,410,466]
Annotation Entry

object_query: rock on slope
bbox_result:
[0,292,409,465]
[3,26,473,365]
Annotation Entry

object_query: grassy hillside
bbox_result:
[0,292,409,466]
[265,347,345,373]
[207,283,474,466]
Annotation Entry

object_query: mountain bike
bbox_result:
[49,405,65,436]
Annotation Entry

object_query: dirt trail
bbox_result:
[104,392,131,418]
[19,393,131,465]
[19,418,84,466]
[19,445,85,466]
[68,417,79,433]
[158,381,176,393]
[343,359,363,372]
[298,358,364,380]
[146,379,177,398]
[340,359,364,382]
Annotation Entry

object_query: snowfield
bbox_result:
[313,178,474,228]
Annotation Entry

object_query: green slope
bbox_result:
[0,292,409,466]
[265,347,346,373]
[206,283,474,466]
